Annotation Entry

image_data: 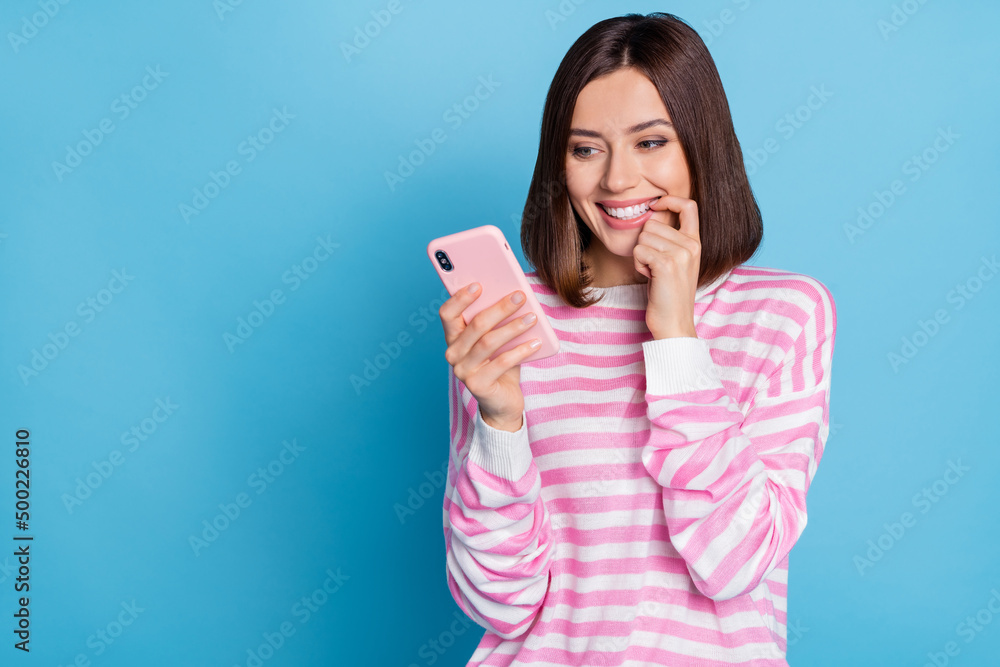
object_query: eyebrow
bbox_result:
[569,118,673,139]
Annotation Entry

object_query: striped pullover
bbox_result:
[442,263,837,666]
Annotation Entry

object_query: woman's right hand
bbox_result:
[439,283,541,432]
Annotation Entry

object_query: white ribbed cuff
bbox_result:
[466,407,533,481]
[642,337,722,395]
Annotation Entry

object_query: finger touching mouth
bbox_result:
[596,196,662,229]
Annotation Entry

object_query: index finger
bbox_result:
[438,282,481,343]
[649,194,700,243]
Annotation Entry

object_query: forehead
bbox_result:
[571,68,671,127]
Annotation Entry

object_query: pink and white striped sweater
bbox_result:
[442,263,837,666]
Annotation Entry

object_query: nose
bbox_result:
[600,147,640,194]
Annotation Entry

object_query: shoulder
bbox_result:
[721,264,837,339]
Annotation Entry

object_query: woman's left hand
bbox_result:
[632,195,702,339]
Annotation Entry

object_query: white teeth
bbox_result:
[602,201,651,220]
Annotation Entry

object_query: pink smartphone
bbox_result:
[427,225,560,363]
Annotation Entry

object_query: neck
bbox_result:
[583,242,648,288]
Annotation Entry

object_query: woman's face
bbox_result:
[565,67,692,283]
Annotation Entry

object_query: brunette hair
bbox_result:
[520,12,763,308]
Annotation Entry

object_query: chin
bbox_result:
[603,230,642,256]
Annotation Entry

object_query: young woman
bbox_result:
[437,12,836,666]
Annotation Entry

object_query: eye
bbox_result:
[570,139,668,159]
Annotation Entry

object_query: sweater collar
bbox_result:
[582,266,734,310]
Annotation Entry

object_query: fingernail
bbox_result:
[468,283,480,294]
[512,291,524,304]
[523,312,536,325]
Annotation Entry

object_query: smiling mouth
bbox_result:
[598,197,660,221]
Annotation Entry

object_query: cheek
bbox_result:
[651,154,691,196]
[564,174,593,214]
[564,168,590,199]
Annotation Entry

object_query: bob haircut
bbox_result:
[520,12,763,308]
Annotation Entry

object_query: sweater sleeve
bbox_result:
[441,364,555,640]
[639,287,836,601]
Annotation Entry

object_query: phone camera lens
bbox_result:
[436,250,454,272]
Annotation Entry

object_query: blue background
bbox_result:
[1,1,998,665]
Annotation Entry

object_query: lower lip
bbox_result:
[598,203,655,229]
